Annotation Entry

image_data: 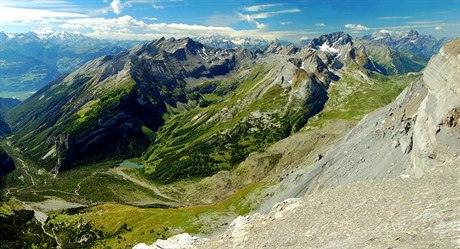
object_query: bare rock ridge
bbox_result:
[134,38,460,249]
[260,37,460,208]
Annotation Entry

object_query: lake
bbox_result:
[119,161,144,169]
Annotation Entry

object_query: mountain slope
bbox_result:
[7,37,242,172]
[0,31,135,97]
[8,32,381,182]
[0,117,10,138]
[136,37,460,249]
[133,32,382,183]
[260,38,460,209]
[0,98,20,116]
[357,30,447,74]
[0,98,19,137]
[0,148,15,178]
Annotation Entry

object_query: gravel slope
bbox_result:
[196,160,459,249]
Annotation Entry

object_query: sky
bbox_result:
[0,0,459,42]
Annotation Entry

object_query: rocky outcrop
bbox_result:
[259,38,460,209]
[193,159,459,248]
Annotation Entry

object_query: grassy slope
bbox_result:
[46,182,265,248]
[144,65,307,183]
[305,72,420,129]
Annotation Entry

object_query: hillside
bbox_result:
[7,32,378,179]
[135,37,460,249]
[1,32,453,248]
[0,31,139,98]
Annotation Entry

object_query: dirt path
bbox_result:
[22,202,62,249]
[75,182,81,195]
[109,167,185,205]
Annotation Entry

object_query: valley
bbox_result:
[0,26,457,249]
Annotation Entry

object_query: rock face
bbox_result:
[194,161,459,249]
[260,38,460,208]
[136,38,460,249]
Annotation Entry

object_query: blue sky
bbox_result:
[0,0,459,41]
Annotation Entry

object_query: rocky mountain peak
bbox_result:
[153,36,204,55]
[406,29,420,38]
[310,32,353,49]
[264,41,282,53]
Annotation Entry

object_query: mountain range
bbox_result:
[0,30,457,248]
[0,30,142,98]
[6,32,389,179]
[0,29,446,99]
[357,30,447,74]
[170,36,460,249]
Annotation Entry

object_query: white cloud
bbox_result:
[315,23,325,27]
[239,8,301,29]
[378,29,393,34]
[244,4,282,12]
[255,22,268,29]
[57,15,310,41]
[280,21,292,25]
[379,16,412,20]
[60,15,148,32]
[110,0,123,14]
[0,0,80,9]
[239,9,301,22]
[143,17,158,21]
[344,23,369,31]
[152,4,163,9]
[408,20,442,25]
[102,0,172,15]
[0,6,86,24]
[376,22,459,31]
[435,26,442,30]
